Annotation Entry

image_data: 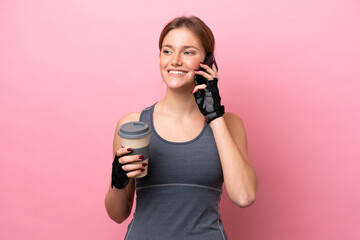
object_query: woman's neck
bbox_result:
[156,87,202,119]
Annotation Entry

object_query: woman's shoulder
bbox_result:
[115,103,155,127]
[223,112,244,125]
[223,111,249,153]
[116,112,141,128]
[222,112,247,134]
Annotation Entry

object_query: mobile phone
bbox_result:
[194,52,218,85]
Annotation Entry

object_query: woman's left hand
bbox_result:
[192,63,225,123]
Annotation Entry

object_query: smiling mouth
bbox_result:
[168,70,188,76]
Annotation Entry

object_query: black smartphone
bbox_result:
[194,52,218,85]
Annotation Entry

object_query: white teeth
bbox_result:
[169,70,186,75]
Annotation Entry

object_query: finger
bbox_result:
[212,63,218,78]
[126,169,145,178]
[199,63,216,77]
[116,147,133,157]
[192,84,207,94]
[122,161,147,172]
[119,154,145,164]
[195,68,215,81]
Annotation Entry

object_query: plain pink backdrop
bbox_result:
[1,0,359,239]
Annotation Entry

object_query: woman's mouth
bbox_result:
[168,70,188,76]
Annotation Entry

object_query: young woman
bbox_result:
[105,16,258,240]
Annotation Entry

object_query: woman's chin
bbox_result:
[164,79,194,90]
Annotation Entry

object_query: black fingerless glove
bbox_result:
[193,78,225,123]
[111,154,129,189]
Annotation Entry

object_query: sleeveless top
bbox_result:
[124,103,228,240]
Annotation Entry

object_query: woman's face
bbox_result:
[160,27,206,90]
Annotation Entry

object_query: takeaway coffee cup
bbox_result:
[118,121,151,178]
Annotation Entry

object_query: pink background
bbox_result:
[1,0,359,239]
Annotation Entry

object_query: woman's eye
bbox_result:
[184,51,195,55]
[163,50,172,54]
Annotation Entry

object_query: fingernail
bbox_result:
[127,148,133,152]
[141,168,145,172]
[142,163,147,167]
[139,155,145,160]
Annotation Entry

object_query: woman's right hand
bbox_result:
[115,147,147,178]
[112,147,147,189]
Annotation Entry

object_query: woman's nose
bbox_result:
[171,53,182,66]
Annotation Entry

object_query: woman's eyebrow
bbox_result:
[162,44,174,49]
[183,45,200,50]
[162,44,200,51]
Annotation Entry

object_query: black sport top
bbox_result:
[124,103,228,240]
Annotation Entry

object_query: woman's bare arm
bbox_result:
[104,112,140,223]
[209,112,258,208]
